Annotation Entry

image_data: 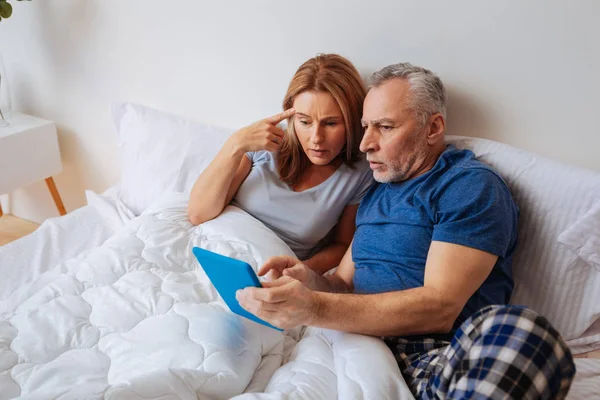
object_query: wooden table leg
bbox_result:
[45,177,67,216]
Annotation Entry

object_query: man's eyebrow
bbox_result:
[362,118,395,125]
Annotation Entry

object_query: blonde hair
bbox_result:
[277,54,366,185]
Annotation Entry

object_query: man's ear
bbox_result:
[426,113,445,145]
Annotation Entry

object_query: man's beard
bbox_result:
[372,140,429,183]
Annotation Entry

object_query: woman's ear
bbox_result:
[426,113,445,145]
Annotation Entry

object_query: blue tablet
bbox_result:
[192,247,283,331]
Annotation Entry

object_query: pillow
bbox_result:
[447,135,600,354]
[558,202,600,269]
[111,102,233,215]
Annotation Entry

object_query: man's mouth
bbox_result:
[368,160,383,170]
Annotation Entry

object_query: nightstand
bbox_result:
[0,113,66,217]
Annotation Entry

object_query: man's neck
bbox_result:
[410,141,446,180]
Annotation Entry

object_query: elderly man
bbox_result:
[237,63,575,399]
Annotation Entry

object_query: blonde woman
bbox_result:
[188,54,373,274]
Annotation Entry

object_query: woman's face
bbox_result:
[292,91,347,166]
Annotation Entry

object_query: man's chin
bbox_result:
[373,172,391,183]
[373,169,404,183]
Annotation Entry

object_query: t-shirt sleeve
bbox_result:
[349,163,375,205]
[245,150,270,165]
[432,168,518,258]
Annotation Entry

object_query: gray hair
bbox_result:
[369,63,447,126]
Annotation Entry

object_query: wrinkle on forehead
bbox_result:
[293,91,343,121]
[363,80,415,124]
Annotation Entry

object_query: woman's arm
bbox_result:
[303,204,358,274]
[188,145,251,225]
[188,109,295,225]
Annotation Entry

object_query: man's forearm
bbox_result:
[311,286,458,337]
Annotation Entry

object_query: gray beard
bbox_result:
[377,146,427,183]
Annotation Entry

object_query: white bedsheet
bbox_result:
[0,192,412,399]
[568,359,600,399]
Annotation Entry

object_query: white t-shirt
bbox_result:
[232,150,374,259]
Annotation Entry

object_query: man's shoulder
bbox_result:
[434,159,517,220]
[438,147,508,190]
[447,164,506,187]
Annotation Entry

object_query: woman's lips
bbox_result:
[309,149,328,157]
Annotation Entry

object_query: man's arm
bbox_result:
[240,241,497,334]
[312,241,498,336]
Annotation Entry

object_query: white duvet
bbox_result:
[0,193,412,399]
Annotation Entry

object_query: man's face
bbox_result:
[360,79,429,183]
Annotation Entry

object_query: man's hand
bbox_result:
[258,255,301,280]
[259,256,327,291]
[236,276,321,330]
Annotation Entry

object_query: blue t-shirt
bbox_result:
[353,144,519,330]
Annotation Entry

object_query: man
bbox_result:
[237,63,575,399]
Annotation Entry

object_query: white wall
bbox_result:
[0,0,599,223]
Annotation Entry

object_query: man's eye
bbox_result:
[380,125,393,131]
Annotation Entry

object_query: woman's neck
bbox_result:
[290,157,343,192]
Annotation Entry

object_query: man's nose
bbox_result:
[359,125,377,153]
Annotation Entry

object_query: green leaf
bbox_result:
[0,1,12,19]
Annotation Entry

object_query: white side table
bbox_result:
[0,113,66,217]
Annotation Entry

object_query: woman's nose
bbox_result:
[310,125,324,144]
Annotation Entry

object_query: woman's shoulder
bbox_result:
[340,156,375,204]
[344,156,372,178]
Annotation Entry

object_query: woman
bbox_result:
[188,54,373,274]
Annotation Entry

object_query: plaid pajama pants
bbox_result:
[384,305,576,399]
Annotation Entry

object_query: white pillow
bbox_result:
[448,135,600,354]
[558,202,600,269]
[111,102,233,215]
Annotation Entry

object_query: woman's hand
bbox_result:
[226,108,296,154]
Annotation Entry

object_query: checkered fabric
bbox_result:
[384,305,576,399]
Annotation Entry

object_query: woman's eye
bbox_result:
[325,122,337,127]
[298,120,310,126]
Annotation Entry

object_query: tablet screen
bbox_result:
[192,247,283,331]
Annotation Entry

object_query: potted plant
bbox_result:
[0,1,30,126]
[0,0,30,22]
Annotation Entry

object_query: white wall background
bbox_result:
[0,0,598,223]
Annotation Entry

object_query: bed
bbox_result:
[1,102,599,399]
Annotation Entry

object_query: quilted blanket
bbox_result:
[0,193,412,399]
